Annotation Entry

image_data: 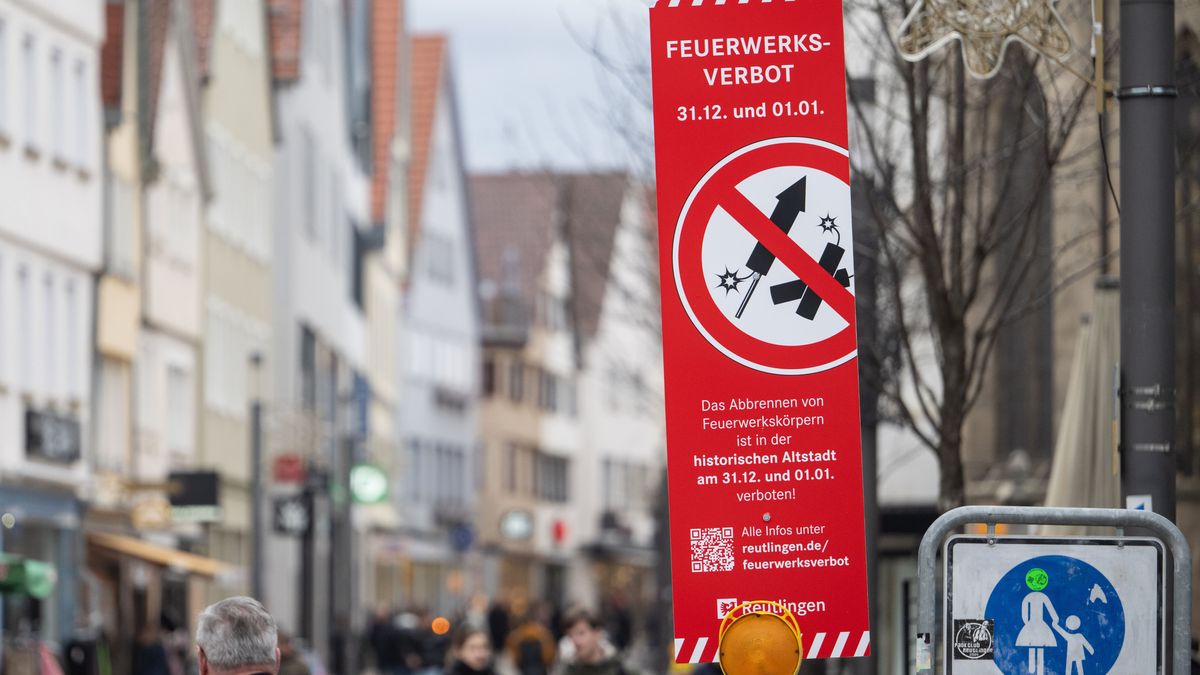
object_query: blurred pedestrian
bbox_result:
[194,596,280,675]
[134,625,170,675]
[369,607,407,675]
[278,633,310,675]
[486,602,510,655]
[446,627,496,675]
[603,597,631,655]
[506,614,555,675]
[556,609,627,675]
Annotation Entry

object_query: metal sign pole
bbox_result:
[915,505,1191,674]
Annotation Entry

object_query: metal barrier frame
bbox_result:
[915,505,1192,674]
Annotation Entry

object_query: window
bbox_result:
[329,173,341,266]
[0,256,4,385]
[538,370,558,412]
[602,460,648,511]
[481,358,495,396]
[504,443,518,494]
[300,326,316,410]
[301,129,316,240]
[536,453,569,503]
[73,60,85,166]
[424,233,455,285]
[602,460,614,509]
[304,0,318,61]
[18,266,30,391]
[96,358,129,473]
[507,357,524,403]
[0,19,8,134]
[166,366,192,454]
[65,281,78,400]
[165,365,190,454]
[21,34,34,149]
[538,292,568,331]
[50,49,62,160]
[109,176,135,277]
[505,444,537,497]
[204,308,250,417]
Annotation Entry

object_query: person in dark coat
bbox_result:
[556,609,627,675]
[133,627,170,675]
[486,603,510,661]
[369,608,407,675]
[445,627,496,675]
[278,632,311,675]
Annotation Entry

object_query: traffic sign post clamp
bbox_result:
[915,505,1192,674]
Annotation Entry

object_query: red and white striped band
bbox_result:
[673,631,871,663]
[652,0,800,7]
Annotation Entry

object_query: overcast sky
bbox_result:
[409,0,651,173]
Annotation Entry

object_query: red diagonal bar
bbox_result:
[720,188,856,323]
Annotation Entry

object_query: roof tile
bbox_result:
[407,34,446,240]
[370,0,403,223]
[100,2,125,111]
[267,0,303,82]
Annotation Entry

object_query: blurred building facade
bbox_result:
[263,0,370,661]
[472,173,584,613]
[471,172,665,624]
[193,0,275,604]
[0,0,104,648]
[566,176,664,632]
[394,34,482,614]
[84,3,236,673]
[359,0,410,618]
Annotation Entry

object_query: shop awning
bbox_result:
[87,532,229,578]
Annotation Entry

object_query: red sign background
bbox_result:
[650,0,870,663]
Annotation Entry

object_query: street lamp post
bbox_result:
[1118,0,1177,521]
[249,353,265,601]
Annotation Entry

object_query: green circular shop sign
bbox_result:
[350,464,389,504]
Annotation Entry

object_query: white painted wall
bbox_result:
[271,0,365,412]
[397,71,480,534]
[134,330,197,479]
[267,0,369,638]
[0,0,103,492]
[577,188,666,550]
[144,30,204,341]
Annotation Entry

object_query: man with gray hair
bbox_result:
[196,596,281,675]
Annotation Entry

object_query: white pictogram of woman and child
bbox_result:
[1017,567,1095,675]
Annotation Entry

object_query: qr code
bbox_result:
[690,527,735,572]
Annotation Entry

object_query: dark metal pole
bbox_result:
[250,353,265,601]
[853,180,880,675]
[300,476,315,642]
[1118,0,1177,522]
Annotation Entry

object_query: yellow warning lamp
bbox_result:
[717,601,803,675]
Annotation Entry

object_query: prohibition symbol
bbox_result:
[673,137,857,374]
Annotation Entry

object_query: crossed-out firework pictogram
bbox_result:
[672,137,858,375]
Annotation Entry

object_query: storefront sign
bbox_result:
[649,0,869,663]
[350,463,389,504]
[273,453,308,484]
[168,471,221,523]
[500,510,533,541]
[25,408,82,464]
[273,494,311,537]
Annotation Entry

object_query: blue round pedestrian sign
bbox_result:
[985,555,1124,675]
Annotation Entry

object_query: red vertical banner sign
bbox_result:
[649,0,869,664]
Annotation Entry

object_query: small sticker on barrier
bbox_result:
[952,619,994,660]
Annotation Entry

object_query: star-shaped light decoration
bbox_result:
[714,267,750,295]
[895,0,1071,79]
